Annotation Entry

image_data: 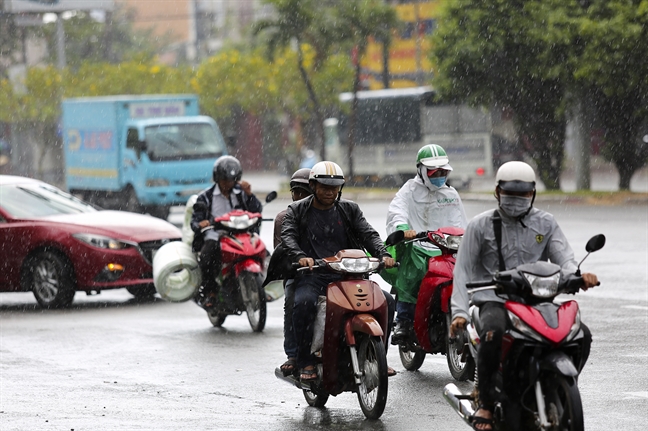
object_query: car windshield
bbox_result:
[0,183,97,218]
[145,123,225,161]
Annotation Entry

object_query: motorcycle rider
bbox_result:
[272,168,313,376]
[281,161,396,382]
[386,144,467,346]
[191,155,263,309]
[449,161,599,431]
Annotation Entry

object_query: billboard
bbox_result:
[4,0,114,13]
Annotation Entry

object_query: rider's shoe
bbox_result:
[391,320,414,345]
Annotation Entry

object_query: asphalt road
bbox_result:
[1,199,646,430]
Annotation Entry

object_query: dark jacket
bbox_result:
[281,195,390,263]
[190,183,262,251]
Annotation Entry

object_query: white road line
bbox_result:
[621,305,648,310]
[624,392,648,399]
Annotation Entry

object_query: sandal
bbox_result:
[469,405,493,431]
[280,358,297,377]
[387,366,397,377]
[299,365,318,382]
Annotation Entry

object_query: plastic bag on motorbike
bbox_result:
[311,295,327,353]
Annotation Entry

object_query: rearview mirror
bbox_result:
[385,230,405,247]
[585,234,606,253]
[265,191,278,204]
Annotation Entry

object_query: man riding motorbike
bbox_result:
[191,155,263,309]
[385,144,467,345]
[449,161,599,431]
[271,168,313,377]
[280,161,396,381]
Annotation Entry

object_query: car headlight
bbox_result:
[220,214,258,230]
[146,178,170,187]
[73,233,133,250]
[523,272,560,298]
[329,257,380,273]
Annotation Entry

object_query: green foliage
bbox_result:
[431,0,648,190]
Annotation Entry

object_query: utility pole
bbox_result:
[55,13,66,69]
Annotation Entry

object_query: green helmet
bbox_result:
[416,144,451,170]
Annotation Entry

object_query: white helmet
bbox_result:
[309,161,345,186]
[496,161,536,192]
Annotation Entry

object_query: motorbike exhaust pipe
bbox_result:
[274,367,312,391]
[443,383,475,425]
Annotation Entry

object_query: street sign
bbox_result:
[4,0,114,13]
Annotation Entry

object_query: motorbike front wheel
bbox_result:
[398,345,426,371]
[303,386,329,408]
[543,374,584,431]
[445,313,475,381]
[240,272,267,332]
[356,335,388,420]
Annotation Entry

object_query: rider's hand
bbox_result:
[299,257,315,269]
[581,272,599,290]
[239,180,252,196]
[450,317,467,338]
[382,256,396,268]
[198,220,211,228]
[403,230,417,240]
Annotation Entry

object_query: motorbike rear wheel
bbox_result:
[543,374,584,431]
[356,335,388,420]
[398,346,426,371]
[207,310,227,327]
[445,313,475,381]
[303,386,329,407]
[240,272,266,332]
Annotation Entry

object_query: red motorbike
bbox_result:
[388,227,475,380]
[444,234,605,431]
[199,208,269,332]
[274,249,391,420]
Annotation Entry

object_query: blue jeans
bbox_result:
[283,279,297,359]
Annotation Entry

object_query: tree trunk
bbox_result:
[296,44,325,161]
[348,60,362,181]
[616,162,634,190]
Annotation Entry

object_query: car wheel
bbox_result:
[25,251,76,309]
[126,284,157,302]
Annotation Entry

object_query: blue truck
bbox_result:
[62,94,226,218]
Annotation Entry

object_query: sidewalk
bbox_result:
[245,166,648,204]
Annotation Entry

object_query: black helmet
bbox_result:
[213,155,242,182]
[290,168,312,193]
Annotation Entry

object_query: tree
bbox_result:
[432,0,578,190]
[572,0,648,190]
[254,0,335,160]
[332,0,398,180]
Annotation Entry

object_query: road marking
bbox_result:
[624,392,648,399]
[621,305,648,310]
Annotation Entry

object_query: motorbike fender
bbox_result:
[233,259,262,277]
[345,314,384,346]
[415,278,453,352]
[540,350,579,377]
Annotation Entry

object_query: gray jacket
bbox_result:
[451,207,578,321]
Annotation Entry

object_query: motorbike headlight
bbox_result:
[221,214,258,230]
[430,233,463,251]
[329,257,380,273]
[523,272,560,298]
[507,310,544,343]
[73,233,133,250]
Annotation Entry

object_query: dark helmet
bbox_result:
[290,168,312,193]
[213,155,242,182]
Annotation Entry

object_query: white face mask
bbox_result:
[499,195,532,218]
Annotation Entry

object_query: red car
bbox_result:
[0,175,182,308]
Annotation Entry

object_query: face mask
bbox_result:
[499,195,532,218]
[429,176,446,188]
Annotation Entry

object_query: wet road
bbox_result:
[1,199,646,430]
